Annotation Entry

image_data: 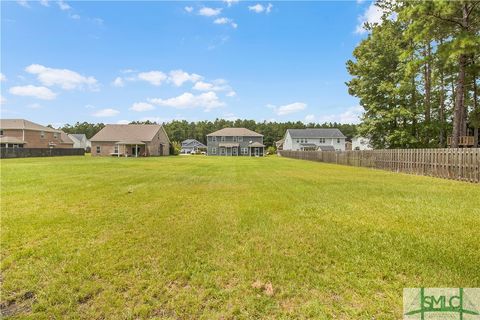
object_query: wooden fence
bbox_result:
[278,149,480,183]
[0,148,85,159]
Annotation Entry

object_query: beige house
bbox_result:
[0,119,73,149]
[90,124,170,157]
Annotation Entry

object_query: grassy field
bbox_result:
[1,155,479,319]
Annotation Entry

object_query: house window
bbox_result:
[233,136,237,142]
[221,136,225,142]
[40,131,45,138]
[319,138,326,143]
[296,139,299,143]
[212,136,217,142]
[220,147,225,155]
[211,147,217,155]
[96,146,101,154]
[53,132,58,139]
[238,136,243,142]
[208,136,212,142]
[337,138,341,143]
[0,130,3,136]
[241,147,248,155]
[114,145,119,153]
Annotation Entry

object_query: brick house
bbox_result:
[90,124,170,157]
[206,128,265,156]
[0,119,73,148]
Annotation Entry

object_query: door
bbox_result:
[254,148,259,156]
[132,146,141,156]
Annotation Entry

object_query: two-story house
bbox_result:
[0,119,73,148]
[282,128,346,151]
[206,128,265,156]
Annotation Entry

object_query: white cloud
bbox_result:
[223,112,238,121]
[315,106,364,124]
[184,6,193,13]
[149,91,224,112]
[84,104,96,109]
[9,85,57,100]
[0,95,6,105]
[140,116,164,123]
[27,103,43,109]
[39,0,49,6]
[199,7,222,17]
[25,64,98,90]
[130,102,155,112]
[213,17,238,28]
[305,114,316,123]
[112,77,124,87]
[223,0,239,7]
[355,3,384,34]
[192,79,233,93]
[70,14,80,20]
[248,3,273,14]
[168,70,202,87]
[117,120,130,124]
[57,0,71,11]
[137,71,167,86]
[17,0,30,7]
[226,91,236,97]
[268,102,307,116]
[0,73,6,81]
[92,108,119,117]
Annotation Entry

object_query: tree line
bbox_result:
[59,120,358,147]
[347,0,479,149]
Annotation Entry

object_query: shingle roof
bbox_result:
[0,119,61,133]
[318,145,336,151]
[287,128,346,139]
[60,132,74,144]
[69,134,87,142]
[207,127,263,137]
[90,124,164,142]
[181,139,206,147]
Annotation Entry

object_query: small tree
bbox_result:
[170,141,181,155]
[267,146,276,155]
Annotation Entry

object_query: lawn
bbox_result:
[1,155,479,319]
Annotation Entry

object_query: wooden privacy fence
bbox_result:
[278,148,480,183]
[0,148,85,159]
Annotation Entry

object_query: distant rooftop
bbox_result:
[90,124,166,142]
[287,128,346,139]
[207,127,263,137]
[0,119,61,133]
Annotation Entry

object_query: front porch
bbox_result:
[218,142,265,156]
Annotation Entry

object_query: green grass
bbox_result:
[1,156,479,319]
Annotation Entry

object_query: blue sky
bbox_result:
[1,0,379,127]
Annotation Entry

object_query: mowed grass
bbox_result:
[1,155,479,319]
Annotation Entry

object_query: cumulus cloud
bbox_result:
[148,91,224,112]
[192,79,232,93]
[214,17,238,28]
[168,70,202,87]
[248,3,273,14]
[112,77,124,87]
[304,114,316,123]
[184,6,193,13]
[355,3,384,34]
[40,0,49,6]
[199,7,222,17]
[9,85,57,100]
[0,73,6,81]
[223,0,239,7]
[130,102,155,112]
[57,0,71,10]
[137,71,167,86]
[25,64,98,90]
[268,102,307,116]
[16,0,30,8]
[92,108,119,117]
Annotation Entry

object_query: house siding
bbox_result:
[207,135,263,156]
[283,132,346,151]
[0,129,71,148]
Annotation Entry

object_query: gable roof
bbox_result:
[60,132,74,144]
[181,139,206,147]
[0,119,61,133]
[90,124,165,142]
[287,128,346,139]
[69,134,87,142]
[207,127,263,137]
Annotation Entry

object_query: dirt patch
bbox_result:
[0,291,35,318]
[251,280,274,297]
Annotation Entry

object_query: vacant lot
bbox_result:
[1,156,479,319]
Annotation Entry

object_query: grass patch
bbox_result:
[1,156,479,318]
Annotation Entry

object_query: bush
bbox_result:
[170,141,181,155]
[267,146,276,155]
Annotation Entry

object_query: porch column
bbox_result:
[135,144,138,157]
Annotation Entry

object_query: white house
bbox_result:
[283,128,347,151]
[68,134,91,150]
[352,136,372,150]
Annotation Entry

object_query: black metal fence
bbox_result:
[0,148,85,159]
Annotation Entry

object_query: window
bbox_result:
[114,145,119,153]
[241,147,248,155]
[337,139,341,143]
[232,147,237,155]
[211,147,217,155]
[296,139,299,143]
[96,146,101,154]
[40,131,45,138]
[208,136,212,142]
[0,130,3,136]
[319,138,326,144]
[220,147,225,155]
[238,136,243,142]
[221,136,225,142]
[233,136,237,142]
[53,132,58,139]
[212,136,217,142]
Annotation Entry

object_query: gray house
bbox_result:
[68,134,91,150]
[206,128,265,156]
[181,139,206,154]
[283,128,347,151]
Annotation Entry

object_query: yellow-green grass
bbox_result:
[1,156,479,319]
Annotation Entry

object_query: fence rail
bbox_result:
[0,148,85,159]
[278,149,480,183]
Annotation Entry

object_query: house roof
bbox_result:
[69,134,87,142]
[287,128,346,139]
[60,132,74,144]
[0,119,61,133]
[276,138,285,146]
[0,136,26,144]
[249,142,265,147]
[207,127,263,137]
[318,145,336,151]
[90,124,164,142]
[181,139,206,148]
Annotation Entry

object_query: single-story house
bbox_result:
[181,139,206,154]
[90,124,170,157]
[68,134,91,150]
[0,119,73,149]
[282,128,347,151]
[206,127,265,156]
